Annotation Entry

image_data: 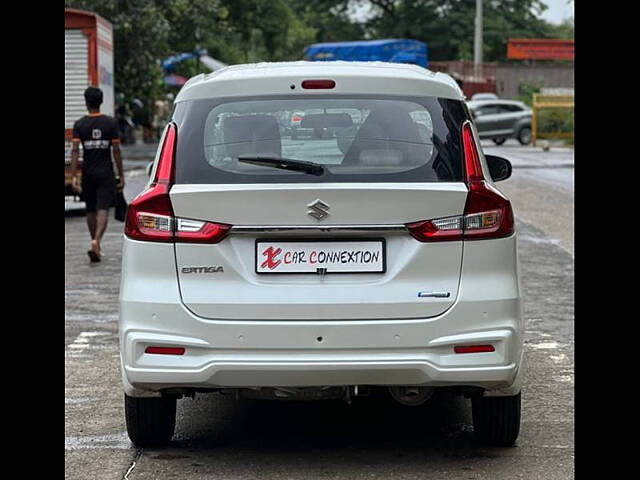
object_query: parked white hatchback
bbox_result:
[119,61,524,447]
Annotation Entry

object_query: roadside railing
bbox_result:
[532,93,574,146]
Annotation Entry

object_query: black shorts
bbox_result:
[82,172,116,212]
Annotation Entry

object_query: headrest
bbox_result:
[223,114,280,143]
[223,114,281,159]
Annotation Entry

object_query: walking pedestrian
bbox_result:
[70,86,125,263]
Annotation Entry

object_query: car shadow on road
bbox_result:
[144,389,509,475]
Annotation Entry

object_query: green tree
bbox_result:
[289,0,365,44]
[220,0,317,62]
[65,0,173,105]
[355,0,562,62]
[545,17,574,39]
[65,0,238,101]
[65,0,572,105]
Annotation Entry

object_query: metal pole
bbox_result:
[474,0,483,80]
[532,94,538,147]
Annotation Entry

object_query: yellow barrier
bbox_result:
[532,93,574,146]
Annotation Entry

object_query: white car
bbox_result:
[120,61,524,447]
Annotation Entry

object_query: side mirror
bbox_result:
[485,154,512,182]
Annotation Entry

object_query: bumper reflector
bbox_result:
[454,345,495,354]
[144,346,185,355]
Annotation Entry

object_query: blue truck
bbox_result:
[303,39,428,68]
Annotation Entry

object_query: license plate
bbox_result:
[256,240,386,274]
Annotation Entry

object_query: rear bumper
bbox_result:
[124,336,521,390]
[121,305,523,396]
[120,310,525,399]
[119,234,524,397]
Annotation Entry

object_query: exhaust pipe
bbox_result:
[388,386,434,406]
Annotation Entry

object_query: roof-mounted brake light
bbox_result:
[301,79,336,89]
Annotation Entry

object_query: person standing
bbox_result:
[70,86,125,262]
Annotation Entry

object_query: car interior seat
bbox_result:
[223,115,282,165]
[342,105,427,167]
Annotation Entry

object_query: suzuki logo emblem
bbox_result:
[307,199,330,220]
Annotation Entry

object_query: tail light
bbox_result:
[407,121,514,242]
[124,124,231,243]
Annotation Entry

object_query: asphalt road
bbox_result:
[65,141,574,479]
[482,139,574,257]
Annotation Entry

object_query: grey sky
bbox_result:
[539,0,574,24]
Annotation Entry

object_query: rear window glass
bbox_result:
[474,105,500,115]
[501,104,524,112]
[173,95,469,184]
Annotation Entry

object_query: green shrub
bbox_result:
[517,82,542,106]
[538,108,573,133]
[537,107,574,146]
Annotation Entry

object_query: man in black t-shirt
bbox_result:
[71,87,125,263]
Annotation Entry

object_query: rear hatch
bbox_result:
[170,94,470,320]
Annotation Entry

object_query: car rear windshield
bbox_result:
[172,95,469,184]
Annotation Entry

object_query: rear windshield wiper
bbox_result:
[237,155,325,176]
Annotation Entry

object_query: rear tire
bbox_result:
[492,138,506,145]
[472,392,521,446]
[125,394,176,447]
[517,127,532,145]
